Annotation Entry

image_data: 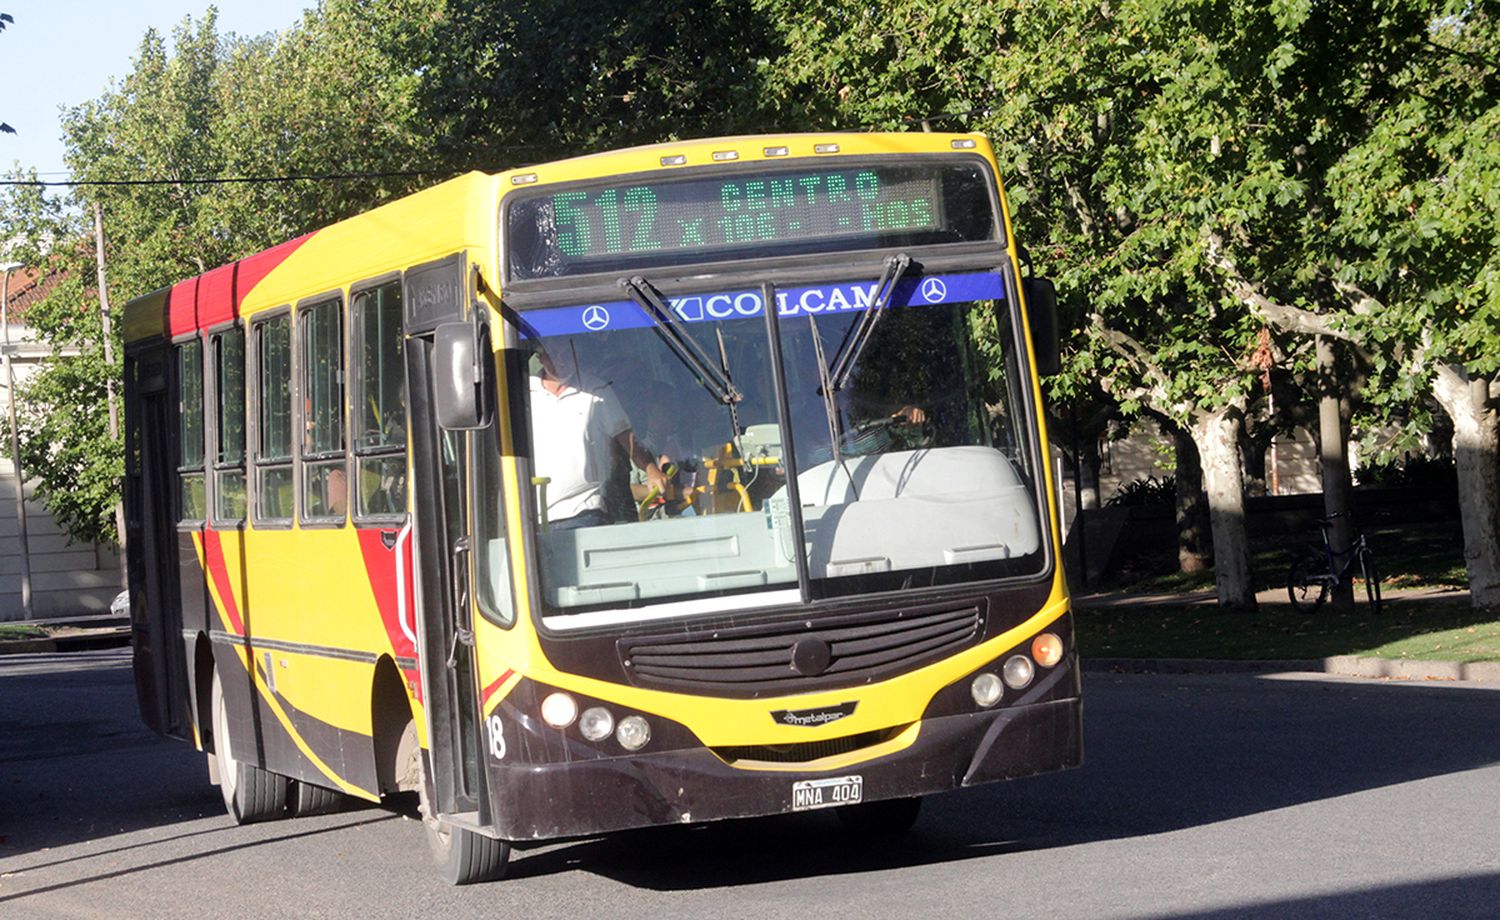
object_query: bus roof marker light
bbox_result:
[813,143,841,154]
[971,673,1003,708]
[541,692,578,729]
[763,146,790,157]
[617,715,651,751]
[951,139,978,149]
[712,150,740,162]
[511,173,539,185]
[660,154,688,167]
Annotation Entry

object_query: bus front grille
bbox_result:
[712,727,900,765]
[618,600,985,698]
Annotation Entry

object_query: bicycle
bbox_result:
[1285,511,1382,614]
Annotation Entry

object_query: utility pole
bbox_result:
[2,260,34,619]
[94,202,127,586]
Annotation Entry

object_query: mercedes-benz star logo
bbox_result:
[920,277,948,303]
[581,304,611,331]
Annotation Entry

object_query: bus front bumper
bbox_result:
[483,694,1081,841]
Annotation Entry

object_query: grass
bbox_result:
[0,624,47,641]
[1077,598,1500,663]
[1095,521,1468,596]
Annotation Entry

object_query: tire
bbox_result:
[1286,554,1328,614]
[210,670,289,824]
[288,779,344,817]
[835,796,922,835]
[411,723,510,885]
[1360,548,1383,614]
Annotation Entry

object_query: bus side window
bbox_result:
[210,325,246,523]
[351,280,407,521]
[299,297,348,524]
[253,313,295,524]
[176,338,206,523]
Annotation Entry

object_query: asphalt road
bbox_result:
[3,649,1498,920]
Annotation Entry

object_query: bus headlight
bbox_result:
[970,673,1003,708]
[1032,633,1064,668]
[1002,655,1035,690]
[616,715,652,751]
[541,692,578,729]
[579,707,614,742]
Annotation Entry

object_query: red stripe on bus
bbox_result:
[167,276,199,337]
[200,530,245,635]
[196,262,238,329]
[235,233,315,311]
[481,670,515,707]
[355,528,417,662]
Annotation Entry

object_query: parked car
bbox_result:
[110,589,129,619]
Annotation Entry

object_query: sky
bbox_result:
[0,0,314,178]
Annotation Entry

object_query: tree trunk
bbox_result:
[1170,422,1213,572]
[1317,336,1356,614]
[1432,364,1500,611]
[1190,407,1258,611]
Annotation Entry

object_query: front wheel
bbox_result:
[1360,548,1383,614]
[288,779,344,817]
[1286,554,1329,614]
[409,723,510,885]
[210,670,288,824]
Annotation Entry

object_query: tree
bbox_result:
[18,4,445,546]
[418,0,784,168]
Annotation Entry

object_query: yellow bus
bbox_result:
[124,132,1076,884]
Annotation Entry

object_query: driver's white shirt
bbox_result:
[529,374,630,522]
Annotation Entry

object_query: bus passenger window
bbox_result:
[351,281,406,520]
[211,326,246,522]
[299,297,347,523]
[176,339,206,522]
[253,314,295,522]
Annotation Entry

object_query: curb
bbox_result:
[1085,656,1500,685]
[0,628,132,657]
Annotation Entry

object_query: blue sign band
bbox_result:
[520,272,1006,338]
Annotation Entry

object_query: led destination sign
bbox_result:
[506,161,996,280]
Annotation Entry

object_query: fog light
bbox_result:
[1032,632,1064,668]
[1002,655,1034,690]
[541,692,578,728]
[970,673,1003,708]
[579,706,614,742]
[616,715,652,751]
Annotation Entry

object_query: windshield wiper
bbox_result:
[620,276,743,408]
[824,253,913,393]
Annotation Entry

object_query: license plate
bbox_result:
[791,775,863,812]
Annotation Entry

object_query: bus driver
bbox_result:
[528,344,670,530]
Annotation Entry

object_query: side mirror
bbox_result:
[433,319,494,430]
[1023,277,1061,377]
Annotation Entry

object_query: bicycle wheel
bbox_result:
[1359,547,1382,614]
[1286,553,1328,614]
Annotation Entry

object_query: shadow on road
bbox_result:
[4,651,1499,902]
[505,672,1500,891]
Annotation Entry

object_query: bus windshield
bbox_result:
[479,272,1045,630]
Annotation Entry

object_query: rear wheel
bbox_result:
[210,670,288,824]
[1360,548,1383,614]
[409,723,510,885]
[288,779,344,817]
[835,796,922,835]
[1286,554,1329,614]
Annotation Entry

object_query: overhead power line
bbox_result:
[0,169,461,188]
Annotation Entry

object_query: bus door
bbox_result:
[127,349,191,738]
[404,255,485,824]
